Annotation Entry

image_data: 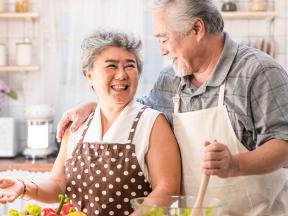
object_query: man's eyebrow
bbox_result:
[154,33,166,38]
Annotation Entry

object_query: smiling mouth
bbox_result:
[111,85,129,91]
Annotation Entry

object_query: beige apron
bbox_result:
[172,81,288,215]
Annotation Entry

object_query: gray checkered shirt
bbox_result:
[138,33,288,150]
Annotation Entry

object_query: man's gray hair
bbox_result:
[81,30,143,76]
[151,0,224,35]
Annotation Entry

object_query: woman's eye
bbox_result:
[125,64,136,68]
[107,64,117,68]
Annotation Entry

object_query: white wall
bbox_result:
[0,0,287,150]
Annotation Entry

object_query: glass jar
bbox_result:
[250,0,267,11]
[16,38,32,66]
[15,0,29,13]
[221,0,238,12]
[0,44,7,66]
[0,0,5,13]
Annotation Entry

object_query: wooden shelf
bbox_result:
[0,12,39,19]
[0,65,39,72]
[222,11,277,20]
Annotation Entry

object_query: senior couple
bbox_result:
[1,0,288,215]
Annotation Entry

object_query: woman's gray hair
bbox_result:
[81,30,143,76]
[150,0,224,35]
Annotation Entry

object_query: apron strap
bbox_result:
[79,112,95,143]
[127,106,148,144]
[217,81,226,106]
[173,83,182,113]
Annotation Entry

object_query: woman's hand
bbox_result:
[56,102,97,142]
[0,178,24,204]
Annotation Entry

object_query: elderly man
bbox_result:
[57,0,288,215]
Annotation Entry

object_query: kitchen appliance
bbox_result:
[0,117,18,157]
[23,105,56,158]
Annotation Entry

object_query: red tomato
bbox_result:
[61,203,75,214]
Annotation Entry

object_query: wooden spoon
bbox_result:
[190,174,210,216]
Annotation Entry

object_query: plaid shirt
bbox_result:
[138,33,288,150]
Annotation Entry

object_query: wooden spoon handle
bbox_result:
[194,174,210,208]
[190,174,210,216]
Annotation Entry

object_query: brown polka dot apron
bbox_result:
[65,106,152,216]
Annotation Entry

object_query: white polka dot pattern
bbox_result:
[64,107,151,215]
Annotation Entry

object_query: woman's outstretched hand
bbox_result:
[0,178,23,204]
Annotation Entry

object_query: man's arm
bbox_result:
[203,139,288,178]
[56,102,96,142]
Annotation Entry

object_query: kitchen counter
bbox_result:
[0,155,56,172]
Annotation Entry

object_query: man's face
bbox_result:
[152,8,195,77]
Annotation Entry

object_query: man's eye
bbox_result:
[161,38,168,44]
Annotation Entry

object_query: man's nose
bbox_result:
[160,44,169,56]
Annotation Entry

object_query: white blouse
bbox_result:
[67,100,161,182]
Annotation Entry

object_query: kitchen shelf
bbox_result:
[0,65,39,72]
[0,12,39,20]
[222,11,276,20]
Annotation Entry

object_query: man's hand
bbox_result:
[56,102,96,142]
[202,140,238,178]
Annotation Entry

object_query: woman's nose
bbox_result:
[115,68,128,79]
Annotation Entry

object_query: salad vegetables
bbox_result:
[142,206,214,216]
[8,195,87,216]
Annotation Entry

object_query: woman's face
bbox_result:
[86,47,139,107]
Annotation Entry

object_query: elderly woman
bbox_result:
[0,30,181,216]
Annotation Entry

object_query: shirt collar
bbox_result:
[176,33,238,91]
[206,32,239,87]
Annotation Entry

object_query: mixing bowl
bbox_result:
[131,195,225,216]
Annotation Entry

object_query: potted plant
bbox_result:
[0,79,17,103]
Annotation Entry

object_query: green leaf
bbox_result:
[6,90,18,100]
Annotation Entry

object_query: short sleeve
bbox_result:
[250,65,288,146]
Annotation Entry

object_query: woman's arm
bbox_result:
[130,114,181,216]
[21,129,72,203]
[146,114,181,197]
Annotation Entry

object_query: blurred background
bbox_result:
[0,0,287,214]
[0,0,287,154]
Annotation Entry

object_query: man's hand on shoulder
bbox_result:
[56,102,97,142]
